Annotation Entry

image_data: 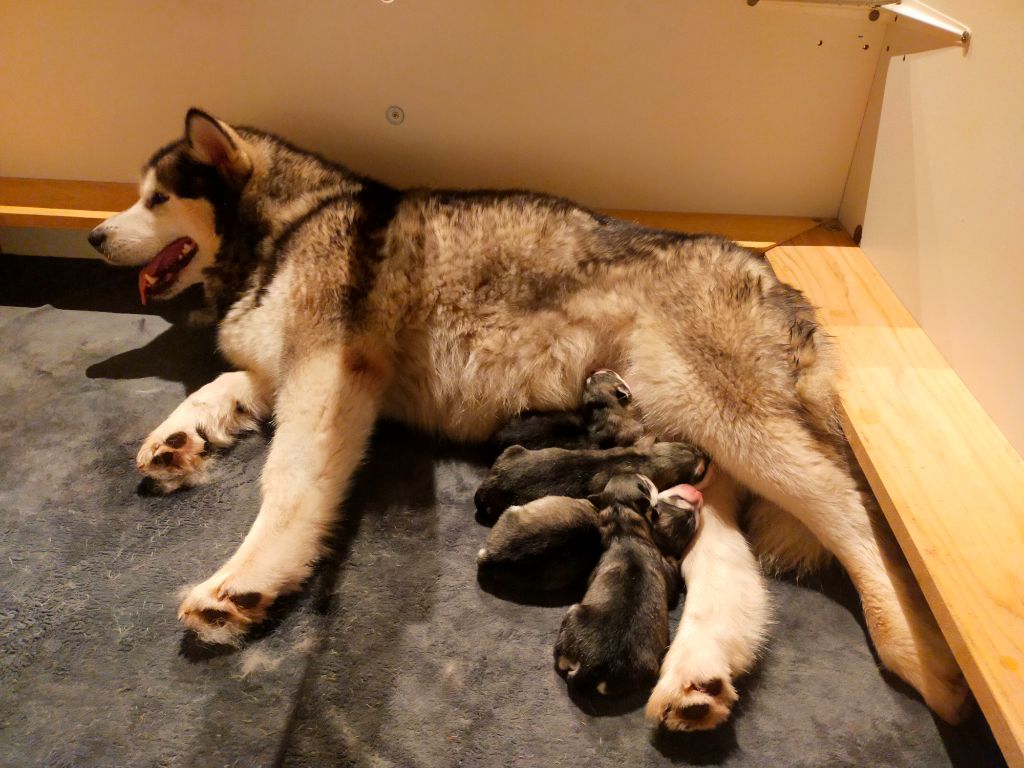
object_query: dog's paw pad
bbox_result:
[646,675,737,731]
[178,581,268,646]
[137,427,211,492]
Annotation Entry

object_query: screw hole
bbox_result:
[818,40,823,46]
[869,9,880,21]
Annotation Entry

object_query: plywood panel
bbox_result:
[767,226,1024,768]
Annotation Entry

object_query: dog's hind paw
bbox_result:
[137,426,210,493]
[177,576,270,646]
[645,673,737,732]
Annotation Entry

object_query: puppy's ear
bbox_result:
[185,108,252,182]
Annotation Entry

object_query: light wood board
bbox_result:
[0,178,137,229]
[767,226,1024,768]
[0,179,821,250]
[599,209,819,251]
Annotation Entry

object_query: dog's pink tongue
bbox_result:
[659,484,703,508]
[138,238,189,305]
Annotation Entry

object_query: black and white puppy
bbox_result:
[491,369,644,451]
[474,441,709,521]
[554,474,680,697]
[476,496,602,592]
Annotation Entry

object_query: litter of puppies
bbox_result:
[474,370,709,699]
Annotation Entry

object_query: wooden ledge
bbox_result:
[767,226,1024,768]
[0,178,820,251]
[0,178,137,230]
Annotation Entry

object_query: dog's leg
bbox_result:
[646,474,770,730]
[177,348,380,645]
[745,495,832,577]
[730,419,971,724]
[137,371,271,492]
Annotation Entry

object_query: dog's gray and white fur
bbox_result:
[476,496,602,592]
[491,369,644,451]
[88,108,969,730]
[474,442,708,521]
[555,474,680,698]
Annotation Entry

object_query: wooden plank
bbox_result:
[0,178,137,231]
[599,209,820,251]
[0,205,123,230]
[0,178,137,211]
[0,179,818,249]
[767,225,1024,768]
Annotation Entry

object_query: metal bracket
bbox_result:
[750,0,971,45]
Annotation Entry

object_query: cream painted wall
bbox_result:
[0,0,886,216]
[839,0,1024,454]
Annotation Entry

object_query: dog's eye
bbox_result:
[147,191,169,209]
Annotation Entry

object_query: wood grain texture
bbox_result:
[767,225,1024,768]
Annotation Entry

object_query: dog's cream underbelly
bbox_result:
[381,301,629,441]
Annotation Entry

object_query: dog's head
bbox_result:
[88,109,252,304]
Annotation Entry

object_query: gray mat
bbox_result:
[0,256,1006,768]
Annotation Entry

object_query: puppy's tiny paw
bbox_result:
[136,426,210,492]
[646,674,737,731]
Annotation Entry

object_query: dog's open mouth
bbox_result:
[138,237,197,305]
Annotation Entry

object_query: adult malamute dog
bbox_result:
[88,109,969,730]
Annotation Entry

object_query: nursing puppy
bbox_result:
[492,369,644,451]
[474,441,708,521]
[651,483,705,560]
[554,474,680,697]
[476,496,601,592]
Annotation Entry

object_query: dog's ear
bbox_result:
[185,108,252,182]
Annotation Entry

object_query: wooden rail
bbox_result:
[767,226,1024,768]
[2,177,1021,765]
[0,178,138,230]
[0,178,820,251]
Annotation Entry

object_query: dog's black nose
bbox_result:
[87,228,107,250]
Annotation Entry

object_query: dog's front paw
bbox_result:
[646,672,737,732]
[137,427,210,492]
[177,576,271,646]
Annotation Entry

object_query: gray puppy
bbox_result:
[476,496,602,592]
[554,474,681,697]
[474,441,709,521]
[491,369,644,451]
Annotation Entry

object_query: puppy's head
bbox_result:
[87,108,252,305]
[582,369,632,411]
[650,484,703,558]
[589,473,658,517]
